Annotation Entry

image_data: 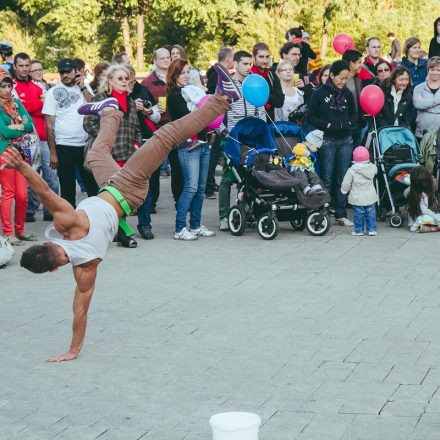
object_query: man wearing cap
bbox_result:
[0,41,14,73]
[42,58,98,208]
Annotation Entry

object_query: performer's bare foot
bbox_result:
[46,351,79,362]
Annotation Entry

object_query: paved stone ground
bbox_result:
[2,180,440,440]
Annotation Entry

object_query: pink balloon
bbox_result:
[359,85,385,116]
[196,94,224,130]
[332,33,355,55]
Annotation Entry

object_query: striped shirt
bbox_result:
[220,78,266,132]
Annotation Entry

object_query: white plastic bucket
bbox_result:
[209,412,261,440]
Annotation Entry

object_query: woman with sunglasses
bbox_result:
[0,69,36,245]
[377,65,414,128]
[375,61,392,84]
[83,63,142,248]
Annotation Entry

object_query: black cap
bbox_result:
[57,58,75,73]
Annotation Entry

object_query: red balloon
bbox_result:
[359,85,385,116]
[332,33,355,55]
[196,94,224,129]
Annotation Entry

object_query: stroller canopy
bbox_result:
[377,126,419,156]
[224,117,277,167]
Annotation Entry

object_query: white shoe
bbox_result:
[368,231,377,236]
[351,231,364,236]
[336,217,354,227]
[190,225,216,237]
[174,227,198,240]
[219,218,230,231]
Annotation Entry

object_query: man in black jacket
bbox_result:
[251,42,284,122]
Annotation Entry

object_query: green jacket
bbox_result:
[419,129,438,173]
[0,99,33,153]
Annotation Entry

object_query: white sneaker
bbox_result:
[174,227,198,240]
[336,217,354,227]
[219,218,230,231]
[352,231,364,236]
[368,231,377,236]
[190,225,216,237]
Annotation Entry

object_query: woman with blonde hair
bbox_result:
[84,63,142,248]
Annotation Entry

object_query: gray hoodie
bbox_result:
[341,162,378,206]
[413,82,440,138]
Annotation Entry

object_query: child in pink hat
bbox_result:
[341,146,378,236]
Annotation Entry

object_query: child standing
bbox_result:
[406,166,440,232]
[341,146,378,236]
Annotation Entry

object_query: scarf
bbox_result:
[111,90,128,113]
[324,78,347,112]
[251,65,269,78]
[390,86,403,124]
[0,69,19,123]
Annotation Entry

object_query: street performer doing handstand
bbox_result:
[1,65,238,362]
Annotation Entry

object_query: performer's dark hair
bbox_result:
[20,245,57,274]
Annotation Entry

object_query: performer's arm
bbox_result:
[46,263,98,362]
[0,147,74,217]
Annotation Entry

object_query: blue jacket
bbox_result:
[400,58,427,87]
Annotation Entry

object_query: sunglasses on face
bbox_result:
[377,68,390,73]
[116,76,129,81]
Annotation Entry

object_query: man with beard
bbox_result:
[42,58,98,207]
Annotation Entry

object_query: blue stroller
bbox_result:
[367,125,420,227]
[223,117,331,240]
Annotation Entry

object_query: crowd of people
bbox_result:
[1,17,440,249]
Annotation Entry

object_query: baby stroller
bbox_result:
[367,125,420,227]
[223,117,331,240]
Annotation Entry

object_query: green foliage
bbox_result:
[12,0,440,70]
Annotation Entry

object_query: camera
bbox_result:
[142,100,152,109]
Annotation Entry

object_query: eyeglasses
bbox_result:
[377,68,390,73]
[116,76,129,81]
[30,68,43,73]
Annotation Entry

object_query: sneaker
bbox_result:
[336,217,354,227]
[138,225,154,240]
[78,97,119,116]
[368,231,377,236]
[25,213,35,223]
[190,225,216,237]
[219,218,230,231]
[351,231,364,236]
[205,191,216,199]
[214,64,241,102]
[174,227,198,240]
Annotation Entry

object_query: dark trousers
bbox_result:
[206,135,223,193]
[168,148,183,203]
[56,144,99,207]
[149,166,160,207]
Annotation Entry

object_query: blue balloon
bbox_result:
[242,74,270,108]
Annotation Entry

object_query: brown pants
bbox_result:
[86,94,229,210]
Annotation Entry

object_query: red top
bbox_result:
[251,65,269,78]
[13,78,45,140]
[111,90,128,113]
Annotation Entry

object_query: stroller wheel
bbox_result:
[390,213,404,228]
[228,204,246,236]
[306,211,331,236]
[290,214,307,231]
[257,214,279,240]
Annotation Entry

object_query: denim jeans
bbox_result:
[206,135,223,193]
[27,141,59,217]
[352,204,377,233]
[137,191,153,229]
[318,136,353,219]
[175,143,211,232]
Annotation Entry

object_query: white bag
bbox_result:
[0,236,14,267]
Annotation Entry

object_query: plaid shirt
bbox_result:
[83,92,142,162]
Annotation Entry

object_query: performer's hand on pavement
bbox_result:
[46,351,78,362]
[0,147,24,170]
[50,152,58,169]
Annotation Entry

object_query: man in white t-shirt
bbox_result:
[42,58,98,207]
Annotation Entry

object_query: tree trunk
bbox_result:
[121,16,133,61]
[320,30,329,60]
[136,14,145,71]
[320,0,330,60]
